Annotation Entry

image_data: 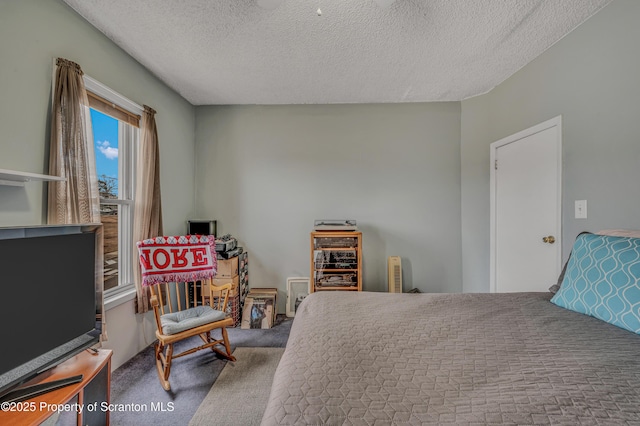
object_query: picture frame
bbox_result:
[286,277,311,317]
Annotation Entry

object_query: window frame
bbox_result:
[84,75,143,306]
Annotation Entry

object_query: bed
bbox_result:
[261,233,640,425]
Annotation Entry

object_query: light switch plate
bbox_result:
[575,200,587,219]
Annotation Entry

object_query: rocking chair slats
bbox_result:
[175,282,182,312]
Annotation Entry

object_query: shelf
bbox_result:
[314,247,357,251]
[0,168,66,187]
[314,269,358,272]
[311,230,362,293]
[314,286,359,291]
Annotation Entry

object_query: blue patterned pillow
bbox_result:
[551,233,640,335]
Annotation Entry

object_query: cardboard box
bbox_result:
[216,256,238,278]
[203,276,240,296]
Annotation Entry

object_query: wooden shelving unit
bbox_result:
[310,231,362,292]
[0,168,65,187]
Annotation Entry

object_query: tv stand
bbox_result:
[0,374,83,404]
[0,349,112,426]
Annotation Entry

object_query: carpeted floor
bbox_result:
[108,316,292,426]
[189,347,286,426]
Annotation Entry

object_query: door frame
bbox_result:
[489,115,563,293]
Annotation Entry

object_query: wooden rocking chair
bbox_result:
[137,235,236,391]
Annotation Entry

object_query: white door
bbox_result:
[490,116,562,293]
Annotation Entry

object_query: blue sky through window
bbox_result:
[90,109,119,193]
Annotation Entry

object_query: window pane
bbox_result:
[90,108,119,199]
[101,204,119,291]
[91,108,120,291]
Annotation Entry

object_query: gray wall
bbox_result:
[461,0,640,292]
[195,103,462,311]
[0,0,196,369]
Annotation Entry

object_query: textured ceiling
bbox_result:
[62,0,611,105]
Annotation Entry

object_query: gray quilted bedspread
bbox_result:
[261,291,640,425]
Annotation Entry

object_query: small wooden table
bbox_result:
[0,348,112,426]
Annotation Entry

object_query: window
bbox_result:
[84,76,141,298]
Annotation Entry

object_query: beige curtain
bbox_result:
[48,58,106,340]
[133,105,164,314]
[48,58,100,224]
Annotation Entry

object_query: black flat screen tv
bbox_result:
[0,224,102,400]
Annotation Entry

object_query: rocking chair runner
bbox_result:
[137,235,236,391]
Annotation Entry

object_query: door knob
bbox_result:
[542,236,556,244]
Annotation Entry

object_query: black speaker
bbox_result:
[187,220,217,237]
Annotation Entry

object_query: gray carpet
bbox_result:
[189,347,285,426]
[108,316,292,426]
